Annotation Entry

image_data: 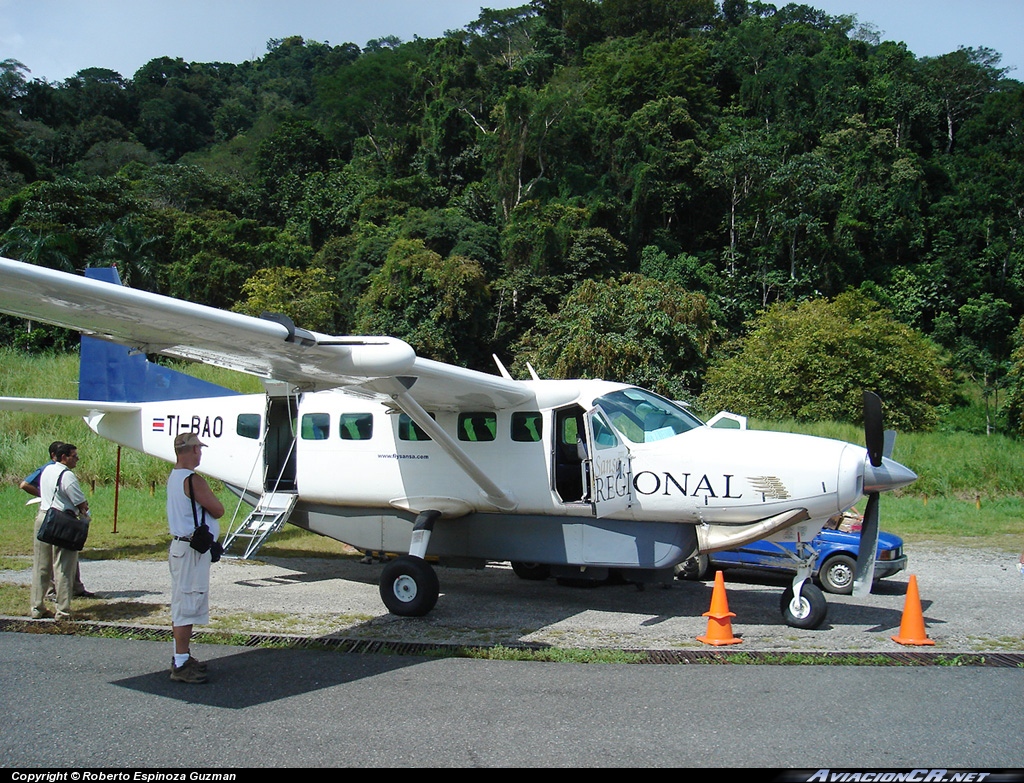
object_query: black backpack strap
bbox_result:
[186,473,206,529]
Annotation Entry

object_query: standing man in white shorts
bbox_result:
[167,432,224,683]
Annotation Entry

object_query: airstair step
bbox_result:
[221,490,298,560]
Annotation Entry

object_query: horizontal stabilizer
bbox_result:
[0,397,140,416]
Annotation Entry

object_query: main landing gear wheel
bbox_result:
[819,554,857,595]
[674,554,711,581]
[780,582,828,629]
[379,555,440,617]
[511,561,551,581]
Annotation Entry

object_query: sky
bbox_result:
[2,0,1022,84]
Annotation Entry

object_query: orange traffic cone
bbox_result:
[891,574,934,646]
[697,570,742,646]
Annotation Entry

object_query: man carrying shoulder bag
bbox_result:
[34,443,89,621]
[167,432,224,684]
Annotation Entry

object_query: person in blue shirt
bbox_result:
[20,441,95,610]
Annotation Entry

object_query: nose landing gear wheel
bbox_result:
[780,582,828,629]
[380,555,440,616]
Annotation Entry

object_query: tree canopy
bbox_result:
[698,291,953,430]
[2,3,1023,429]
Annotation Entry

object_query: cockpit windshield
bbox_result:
[594,388,704,444]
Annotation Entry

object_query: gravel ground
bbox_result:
[2,541,1022,653]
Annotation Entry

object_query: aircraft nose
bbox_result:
[863,456,918,494]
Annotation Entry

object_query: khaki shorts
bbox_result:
[169,538,211,626]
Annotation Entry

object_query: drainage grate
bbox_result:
[3,617,1021,666]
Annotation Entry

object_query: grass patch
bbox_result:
[1,619,1012,667]
[0,581,361,636]
[0,582,168,622]
[885,495,1024,543]
[0,582,28,616]
[694,651,1004,666]
[749,417,1024,501]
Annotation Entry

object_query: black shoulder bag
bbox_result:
[186,474,221,562]
[37,469,90,551]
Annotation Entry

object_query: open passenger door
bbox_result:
[584,407,633,518]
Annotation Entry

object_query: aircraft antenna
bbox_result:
[492,354,513,380]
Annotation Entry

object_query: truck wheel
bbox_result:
[819,554,857,594]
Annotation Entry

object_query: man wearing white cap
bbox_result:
[167,432,224,683]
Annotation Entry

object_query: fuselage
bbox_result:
[82,379,911,569]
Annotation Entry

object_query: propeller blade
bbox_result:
[853,492,880,596]
[882,429,896,460]
[863,391,883,467]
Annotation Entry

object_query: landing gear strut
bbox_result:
[767,539,829,629]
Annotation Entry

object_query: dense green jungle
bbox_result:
[2,0,1024,436]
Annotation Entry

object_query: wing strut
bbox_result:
[385,377,518,512]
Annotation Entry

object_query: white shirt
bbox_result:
[39,462,87,514]
[166,468,220,539]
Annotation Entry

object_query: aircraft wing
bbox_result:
[0,257,534,408]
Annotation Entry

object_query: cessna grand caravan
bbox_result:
[0,257,916,628]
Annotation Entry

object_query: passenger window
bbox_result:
[511,412,542,442]
[458,412,496,442]
[236,413,261,440]
[301,413,330,440]
[398,412,434,441]
[339,413,373,440]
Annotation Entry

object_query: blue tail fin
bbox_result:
[79,267,240,402]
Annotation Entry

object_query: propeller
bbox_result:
[853,391,884,597]
[863,390,884,469]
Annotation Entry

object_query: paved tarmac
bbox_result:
[2,541,1023,768]
[1,540,1021,652]
[2,631,1023,768]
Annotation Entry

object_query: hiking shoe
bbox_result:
[188,656,208,673]
[170,657,208,684]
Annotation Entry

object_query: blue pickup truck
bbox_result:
[677,514,907,594]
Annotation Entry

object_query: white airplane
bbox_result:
[0,256,917,629]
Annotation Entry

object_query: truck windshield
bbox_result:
[594,388,704,444]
